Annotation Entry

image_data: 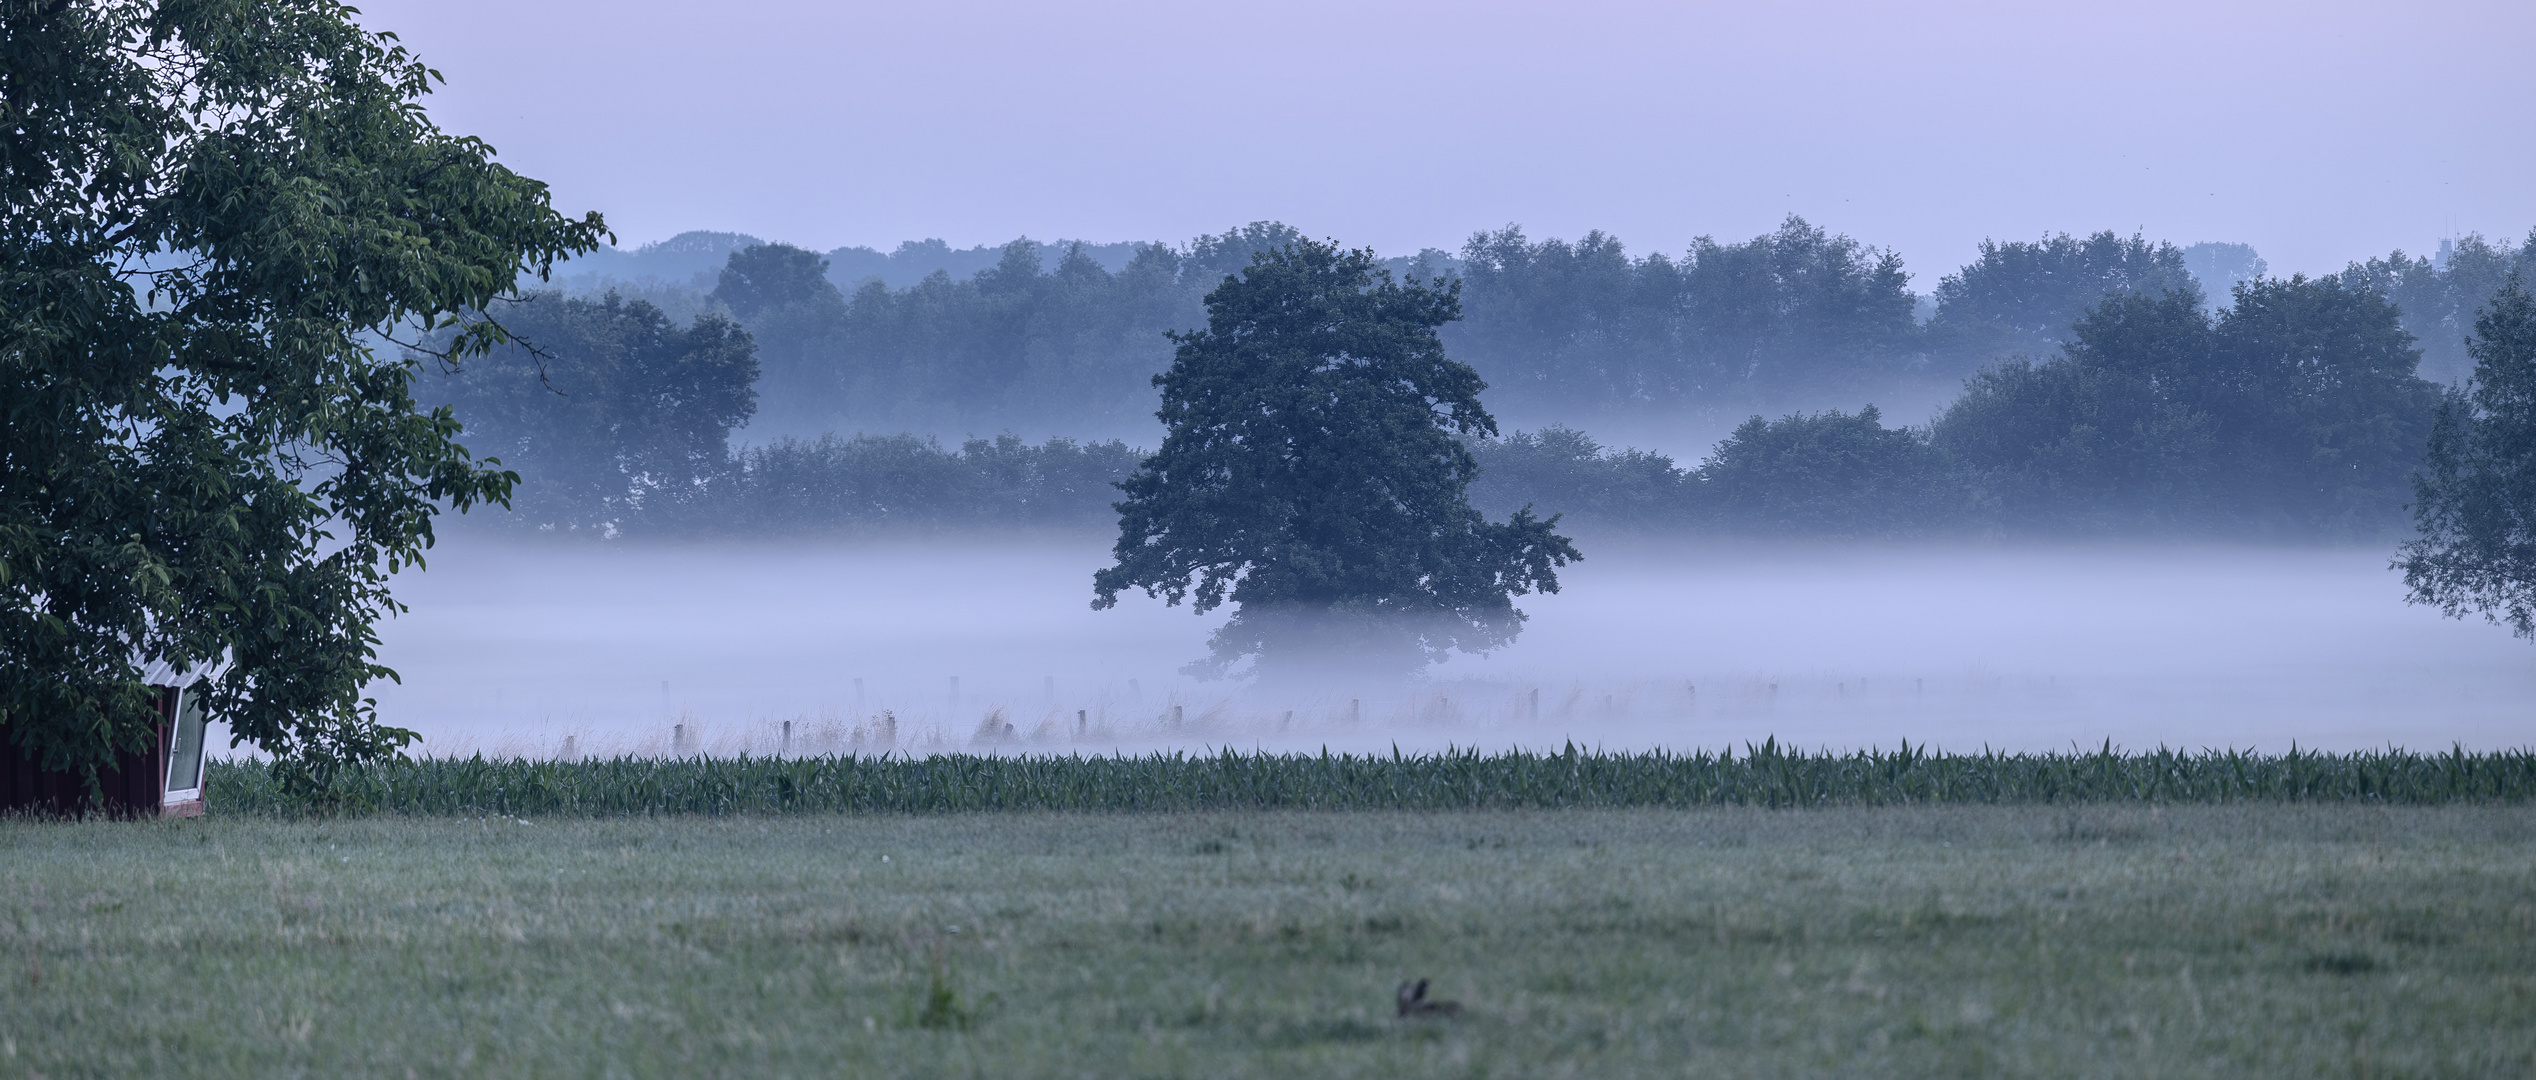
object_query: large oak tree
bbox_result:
[1093,239,1577,678]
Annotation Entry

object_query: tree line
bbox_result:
[429,275,2468,541]
[1472,269,2463,540]
[423,224,2533,541]
[538,219,2533,439]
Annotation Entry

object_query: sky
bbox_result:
[354,0,2534,284]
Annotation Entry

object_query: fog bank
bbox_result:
[344,537,2532,759]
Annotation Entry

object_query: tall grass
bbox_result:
[203,740,2536,816]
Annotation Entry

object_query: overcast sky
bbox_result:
[357,0,2531,281]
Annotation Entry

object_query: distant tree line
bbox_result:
[2345,233,2536,385]
[423,227,2531,540]
[428,291,1139,535]
[430,294,757,533]
[1474,270,2450,539]
[545,219,2532,440]
[719,433,1142,533]
[1450,218,1916,407]
[704,223,1463,436]
[547,229,1157,294]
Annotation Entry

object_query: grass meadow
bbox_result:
[4,801,2532,1078]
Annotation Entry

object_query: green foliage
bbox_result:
[1093,239,1579,677]
[1698,406,1958,537]
[1927,231,2201,375]
[541,223,2530,449]
[0,0,604,783]
[1934,276,2438,536]
[1453,217,1917,409]
[1451,228,1695,409]
[705,242,847,428]
[2204,275,2442,532]
[2397,276,2536,636]
[1467,410,1958,540]
[1934,291,2223,531]
[452,226,2511,542]
[1463,427,1696,530]
[2342,230,2536,384]
[718,432,1142,533]
[710,241,836,320]
[903,950,995,1031]
[1679,218,1920,398]
[201,743,2536,816]
[421,291,757,533]
[564,218,1931,438]
[735,236,1210,435]
[2181,241,2268,300]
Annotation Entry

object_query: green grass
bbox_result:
[207,743,2536,816]
[4,805,2533,1077]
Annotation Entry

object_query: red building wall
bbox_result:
[0,688,176,817]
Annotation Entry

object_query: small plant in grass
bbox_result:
[904,949,994,1031]
[2302,951,2381,976]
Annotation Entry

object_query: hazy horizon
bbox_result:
[352,0,2533,281]
[294,0,2536,762]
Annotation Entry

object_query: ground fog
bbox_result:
[324,537,2533,760]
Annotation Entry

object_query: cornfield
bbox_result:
[204,739,2536,816]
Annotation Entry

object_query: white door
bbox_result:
[163,688,207,807]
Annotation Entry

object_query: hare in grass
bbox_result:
[1395,978,1460,1019]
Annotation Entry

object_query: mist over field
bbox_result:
[343,535,2533,760]
[370,217,2536,764]
[79,0,2531,775]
